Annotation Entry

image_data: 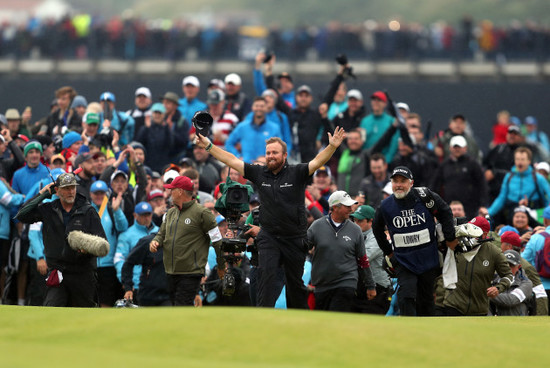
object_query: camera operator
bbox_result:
[194,126,346,309]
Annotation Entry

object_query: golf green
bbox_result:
[1,305,547,367]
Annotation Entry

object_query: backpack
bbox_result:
[535,232,550,278]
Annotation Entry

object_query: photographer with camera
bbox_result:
[195,115,346,309]
[149,175,225,306]
[99,92,135,146]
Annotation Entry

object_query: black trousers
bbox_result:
[396,264,438,316]
[167,274,202,306]
[256,230,308,309]
[26,259,47,306]
[315,287,355,312]
[43,270,97,308]
[97,266,123,306]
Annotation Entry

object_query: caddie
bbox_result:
[372,166,457,316]
[15,172,107,307]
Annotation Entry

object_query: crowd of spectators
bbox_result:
[1,15,550,61]
[0,51,549,315]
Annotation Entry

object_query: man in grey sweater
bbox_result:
[308,191,376,312]
[350,205,392,314]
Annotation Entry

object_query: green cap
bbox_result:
[350,205,375,220]
[85,112,100,124]
[23,141,43,157]
[56,173,79,188]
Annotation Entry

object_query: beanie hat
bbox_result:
[62,131,82,149]
[23,140,43,156]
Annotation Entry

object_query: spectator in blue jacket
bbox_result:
[90,180,129,307]
[178,75,207,124]
[0,178,25,299]
[114,202,159,302]
[225,97,283,163]
[525,116,550,155]
[12,141,50,197]
[485,147,550,223]
[99,92,135,146]
[523,205,550,313]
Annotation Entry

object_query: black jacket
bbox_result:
[46,108,82,135]
[0,140,25,182]
[289,107,323,162]
[15,192,106,273]
[121,233,170,304]
[136,123,174,173]
[430,154,487,218]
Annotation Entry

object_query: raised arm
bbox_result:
[195,133,245,176]
[308,126,346,175]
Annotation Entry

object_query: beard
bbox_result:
[266,157,284,172]
[394,187,410,199]
[61,196,75,205]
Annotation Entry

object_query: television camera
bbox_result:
[214,176,257,297]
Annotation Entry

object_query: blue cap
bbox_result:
[50,168,66,181]
[510,116,521,126]
[71,95,88,109]
[150,102,166,114]
[498,225,520,236]
[525,116,537,125]
[90,180,109,193]
[135,201,153,215]
[216,214,226,224]
[100,92,116,102]
[543,206,550,220]
[62,131,82,149]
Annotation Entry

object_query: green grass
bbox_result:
[1,305,548,367]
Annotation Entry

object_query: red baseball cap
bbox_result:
[468,216,490,233]
[370,91,388,103]
[500,231,521,248]
[163,175,193,191]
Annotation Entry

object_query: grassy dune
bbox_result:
[1,305,548,367]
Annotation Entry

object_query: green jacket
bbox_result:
[444,242,513,316]
[154,200,223,275]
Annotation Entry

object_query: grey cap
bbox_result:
[503,250,521,266]
[162,91,180,105]
[71,95,88,109]
[297,85,312,95]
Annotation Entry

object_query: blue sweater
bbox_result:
[225,117,282,163]
[12,163,50,197]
